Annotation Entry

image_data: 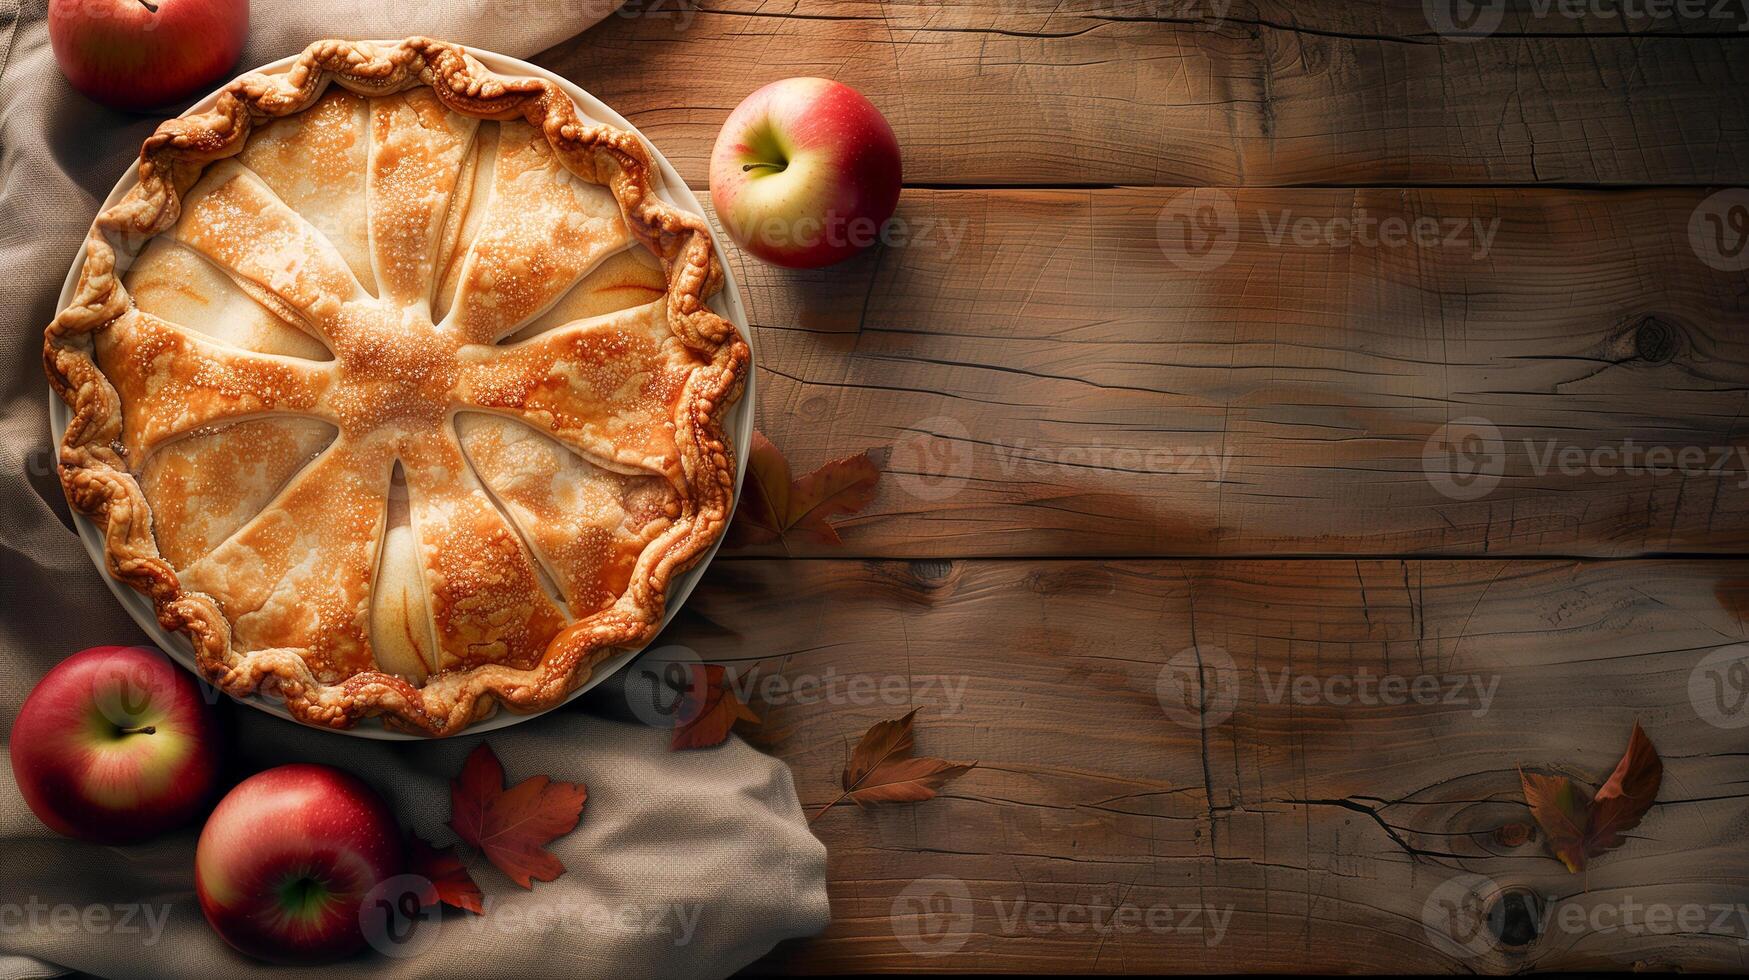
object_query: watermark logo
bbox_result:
[1256,667,1499,717]
[1423,415,1749,501]
[360,874,443,959]
[1422,873,1501,958]
[1690,189,1749,272]
[890,417,975,502]
[890,417,1235,502]
[1690,643,1749,729]
[1157,191,1503,271]
[79,643,231,716]
[1427,0,1748,38]
[891,876,975,957]
[1122,0,1238,29]
[87,646,171,727]
[1156,645,1239,729]
[991,897,1233,945]
[1422,0,1507,39]
[1157,647,1500,729]
[1423,871,1749,960]
[1156,189,1238,272]
[715,211,970,260]
[0,899,172,946]
[992,439,1234,483]
[624,645,971,726]
[1423,417,1506,501]
[624,644,711,730]
[1260,210,1500,258]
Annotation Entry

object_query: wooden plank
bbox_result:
[1230,0,1749,36]
[706,186,1749,558]
[695,0,1749,36]
[545,0,1749,186]
[618,557,1749,973]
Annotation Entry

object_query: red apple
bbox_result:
[710,77,902,268]
[48,0,249,112]
[10,644,223,843]
[196,764,402,963]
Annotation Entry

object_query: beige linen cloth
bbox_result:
[0,2,829,977]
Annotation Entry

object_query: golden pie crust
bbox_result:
[44,37,747,736]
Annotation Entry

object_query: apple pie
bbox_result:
[44,38,748,736]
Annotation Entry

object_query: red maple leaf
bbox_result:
[671,663,762,750]
[407,834,484,914]
[726,430,881,548]
[448,743,587,888]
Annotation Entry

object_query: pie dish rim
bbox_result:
[44,38,757,740]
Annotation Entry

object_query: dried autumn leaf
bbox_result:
[726,430,880,548]
[1519,770,1592,872]
[672,663,762,750]
[813,709,975,823]
[1585,721,1663,852]
[846,757,977,807]
[787,449,881,545]
[728,430,788,547]
[407,834,484,914]
[843,708,919,788]
[448,743,587,888]
[1519,721,1662,873]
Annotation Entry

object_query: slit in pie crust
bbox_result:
[44,37,748,736]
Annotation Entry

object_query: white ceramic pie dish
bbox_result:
[48,43,755,740]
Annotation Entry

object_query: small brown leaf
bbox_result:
[846,757,977,807]
[407,835,484,914]
[788,450,881,545]
[727,431,790,547]
[726,430,880,548]
[1519,769,1592,873]
[671,663,762,750]
[449,743,588,888]
[813,709,974,823]
[843,708,917,789]
[1519,721,1662,873]
[1586,721,1663,852]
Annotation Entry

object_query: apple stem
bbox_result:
[137,0,159,11]
[742,162,786,174]
[118,724,157,736]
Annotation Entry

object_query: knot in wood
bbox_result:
[1633,316,1678,364]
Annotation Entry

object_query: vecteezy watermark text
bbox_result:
[623,645,970,731]
[1157,189,1502,271]
[888,416,1236,502]
[362,873,702,959]
[1423,417,1749,501]
[0,899,172,946]
[1156,645,1500,729]
[888,875,1234,958]
[990,896,1233,945]
[1255,667,1499,716]
[716,211,970,258]
[1423,872,1749,960]
[1424,0,1749,40]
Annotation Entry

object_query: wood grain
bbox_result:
[535,8,1749,975]
[625,557,1749,973]
[544,0,1749,186]
[713,186,1749,558]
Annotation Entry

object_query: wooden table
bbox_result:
[544,1,1749,972]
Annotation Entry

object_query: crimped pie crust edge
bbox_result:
[43,36,749,736]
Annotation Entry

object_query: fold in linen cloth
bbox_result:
[0,2,829,977]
